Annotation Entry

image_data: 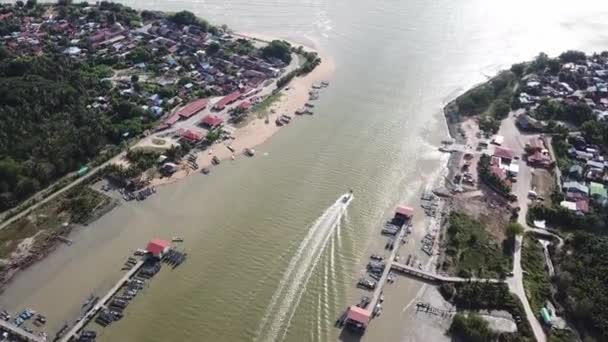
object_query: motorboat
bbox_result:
[342,189,353,203]
[172,237,184,242]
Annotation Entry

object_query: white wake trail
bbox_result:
[256,194,353,342]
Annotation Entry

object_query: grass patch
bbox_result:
[444,211,510,278]
[522,234,552,314]
[251,92,283,117]
[0,186,110,260]
[548,329,577,342]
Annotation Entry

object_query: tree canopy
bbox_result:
[262,40,292,64]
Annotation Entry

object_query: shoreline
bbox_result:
[149,37,335,187]
[0,32,335,298]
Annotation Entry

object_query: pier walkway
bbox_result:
[58,259,145,342]
[0,320,44,342]
[390,262,502,284]
[369,224,409,308]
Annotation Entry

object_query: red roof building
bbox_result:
[146,238,170,257]
[176,98,209,119]
[528,151,552,168]
[201,115,224,128]
[180,129,203,142]
[345,306,371,331]
[490,165,507,181]
[213,91,241,111]
[576,199,589,213]
[237,100,252,110]
[493,147,514,161]
[395,205,414,219]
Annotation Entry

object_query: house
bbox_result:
[176,98,209,119]
[563,181,589,196]
[516,114,545,131]
[146,238,170,258]
[569,165,584,180]
[344,306,371,333]
[201,115,224,128]
[589,182,607,200]
[560,200,589,214]
[180,129,203,143]
[493,147,514,164]
[528,151,553,168]
[492,135,504,145]
[212,91,241,111]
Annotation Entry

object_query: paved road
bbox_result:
[0,152,125,232]
[500,114,547,342]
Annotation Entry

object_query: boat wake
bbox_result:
[255,193,353,342]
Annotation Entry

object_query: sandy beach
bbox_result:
[149,38,336,188]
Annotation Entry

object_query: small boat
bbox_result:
[226,145,235,152]
[321,81,330,87]
[172,237,184,242]
[212,156,221,165]
[201,168,210,174]
[341,189,353,203]
[244,148,255,157]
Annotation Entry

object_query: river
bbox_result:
[2,0,608,341]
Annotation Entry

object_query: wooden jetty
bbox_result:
[57,259,145,342]
[390,262,502,284]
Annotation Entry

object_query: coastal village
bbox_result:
[0,2,607,342]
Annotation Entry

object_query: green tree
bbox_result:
[169,10,208,31]
[492,99,510,119]
[449,313,497,342]
[506,222,524,238]
[262,40,292,64]
[205,42,220,55]
[25,0,37,9]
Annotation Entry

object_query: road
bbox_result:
[0,152,125,232]
[500,113,547,342]
[0,319,44,342]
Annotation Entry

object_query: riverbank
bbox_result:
[150,44,335,187]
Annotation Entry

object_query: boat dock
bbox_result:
[57,259,145,342]
[0,319,44,342]
[368,222,409,309]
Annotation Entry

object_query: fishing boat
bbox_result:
[172,237,184,242]
[212,156,220,165]
[201,167,210,174]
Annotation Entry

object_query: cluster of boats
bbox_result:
[122,256,139,271]
[121,186,156,202]
[420,192,439,217]
[186,153,198,170]
[161,249,187,269]
[275,114,292,126]
[12,308,46,329]
[95,278,145,329]
[76,330,97,342]
[421,233,436,256]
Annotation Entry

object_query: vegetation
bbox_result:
[532,99,592,126]
[521,235,552,314]
[262,40,292,64]
[0,185,110,259]
[441,282,533,340]
[478,154,513,195]
[553,232,608,341]
[449,313,497,342]
[0,51,162,211]
[456,71,516,133]
[443,211,510,279]
[168,10,209,31]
